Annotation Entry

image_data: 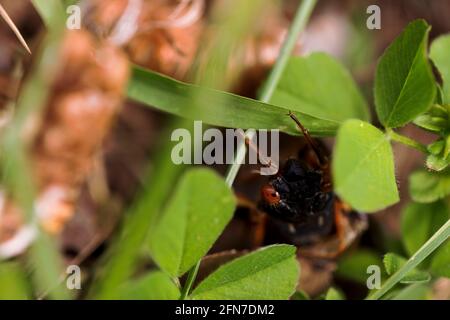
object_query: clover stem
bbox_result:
[386,128,428,154]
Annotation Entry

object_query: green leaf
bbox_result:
[333,119,399,212]
[426,153,450,172]
[0,263,30,300]
[120,271,180,300]
[128,66,342,137]
[270,53,370,122]
[427,140,446,155]
[430,35,450,104]
[401,201,449,257]
[409,169,450,203]
[148,168,236,277]
[430,240,450,278]
[383,253,431,284]
[444,135,450,159]
[336,249,383,283]
[414,114,448,133]
[325,287,345,300]
[413,104,450,133]
[190,245,299,300]
[374,20,436,128]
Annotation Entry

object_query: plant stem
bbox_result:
[180,261,200,300]
[224,0,317,187]
[386,128,428,154]
[367,218,450,300]
[182,0,318,299]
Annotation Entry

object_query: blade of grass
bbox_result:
[0,4,31,54]
[367,219,450,300]
[190,0,266,90]
[179,261,200,300]
[1,5,65,226]
[2,0,66,221]
[31,0,65,28]
[0,1,70,299]
[258,0,318,103]
[128,66,339,137]
[29,233,72,299]
[89,128,185,298]
[225,0,317,186]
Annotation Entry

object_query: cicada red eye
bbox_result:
[261,184,280,205]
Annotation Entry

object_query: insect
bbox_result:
[258,112,367,258]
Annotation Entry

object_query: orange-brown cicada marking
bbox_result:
[261,184,281,205]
